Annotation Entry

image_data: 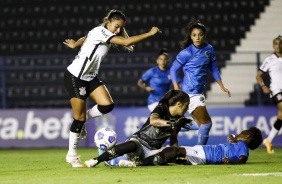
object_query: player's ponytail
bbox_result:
[159,90,189,107]
[101,9,134,52]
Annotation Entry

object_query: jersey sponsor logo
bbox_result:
[79,87,87,96]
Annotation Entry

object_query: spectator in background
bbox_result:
[63,9,161,167]
[170,20,231,145]
[256,35,282,154]
[137,48,180,112]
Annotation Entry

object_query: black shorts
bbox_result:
[271,92,282,105]
[64,70,104,100]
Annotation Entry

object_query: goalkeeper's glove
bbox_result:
[177,117,192,131]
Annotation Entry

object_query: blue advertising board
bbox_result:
[0,106,280,148]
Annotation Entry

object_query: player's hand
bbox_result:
[145,86,155,92]
[177,117,192,131]
[222,157,231,164]
[149,27,162,36]
[262,86,271,94]
[221,87,231,97]
[63,39,76,49]
[227,134,236,143]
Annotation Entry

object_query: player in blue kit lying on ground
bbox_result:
[177,126,263,165]
[98,126,262,166]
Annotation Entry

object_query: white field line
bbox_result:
[236,172,282,176]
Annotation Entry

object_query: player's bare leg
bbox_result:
[66,98,86,167]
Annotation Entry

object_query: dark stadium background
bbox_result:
[0,0,271,109]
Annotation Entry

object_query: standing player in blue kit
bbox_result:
[137,48,180,112]
[170,20,231,145]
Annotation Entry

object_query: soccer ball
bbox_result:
[94,128,117,150]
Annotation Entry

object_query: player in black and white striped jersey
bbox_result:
[256,35,282,154]
[63,9,161,167]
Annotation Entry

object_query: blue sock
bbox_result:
[197,122,212,145]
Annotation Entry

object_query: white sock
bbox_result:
[267,127,279,143]
[67,131,80,156]
[86,105,103,120]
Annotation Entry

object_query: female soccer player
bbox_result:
[63,9,161,167]
[178,127,262,165]
[84,90,192,167]
[170,20,231,145]
[137,48,179,112]
[256,35,282,154]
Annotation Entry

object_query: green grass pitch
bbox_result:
[1,147,281,184]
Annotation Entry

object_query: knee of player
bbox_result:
[98,103,115,114]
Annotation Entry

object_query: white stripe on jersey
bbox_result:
[67,26,115,81]
[260,54,282,96]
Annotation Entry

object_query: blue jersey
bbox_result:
[170,44,221,94]
[203,141,249,164]
[141,66,172,105]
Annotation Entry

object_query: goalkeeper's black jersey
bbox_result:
[131,104,182,150]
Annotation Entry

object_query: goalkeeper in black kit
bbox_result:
[84,90,192,167]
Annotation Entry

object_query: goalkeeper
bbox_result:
[84,89,193,167]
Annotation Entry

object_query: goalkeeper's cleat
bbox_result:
[84,159,99,168]
[263,138,274,154]
[80,123,87,139]
[118,160,136,167]
[66,155,84,168]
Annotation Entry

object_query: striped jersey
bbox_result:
[67,26,115,81]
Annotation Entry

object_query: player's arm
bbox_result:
[169,133,179,147]
[210,62,231,97]
[216,79,231,97]
[256,70,270,94]
[170,60,182,90]
[137,79,154,92]
[222,156,247,164]
[63,36,86,49]
[149,113,171,127]
[110,27,161,47]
